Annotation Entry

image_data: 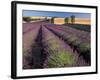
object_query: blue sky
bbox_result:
[23,10,91,19]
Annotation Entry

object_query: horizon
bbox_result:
[23,10,91,19]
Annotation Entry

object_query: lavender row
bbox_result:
[23,26,41,69]
[46,23,90,43]
[23,21,46,34]
[54,25,90,43]
[42,26,87,68]
[46,26,90,64]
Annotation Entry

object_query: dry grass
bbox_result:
[53,18,90,25]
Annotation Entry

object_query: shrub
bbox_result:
[47,50,76,67]
[78,43,90,53]
[23,17,32,22]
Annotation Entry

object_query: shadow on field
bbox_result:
[23,26,47,69]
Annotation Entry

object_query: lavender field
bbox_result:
[22,20,91,69]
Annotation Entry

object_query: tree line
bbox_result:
[23,15,75,24]
[51,15,75,24]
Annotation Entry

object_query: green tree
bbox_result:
[23,17,32,22]
[70,15,75,24]
[51,17,55,24]
[65,17,69,24]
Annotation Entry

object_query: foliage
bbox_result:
[65,17,69,23]
[70,15,75,24]
[47,50,75,67]
[51,17,55,24]
[23,17,32,22]
[78,43,90,53]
